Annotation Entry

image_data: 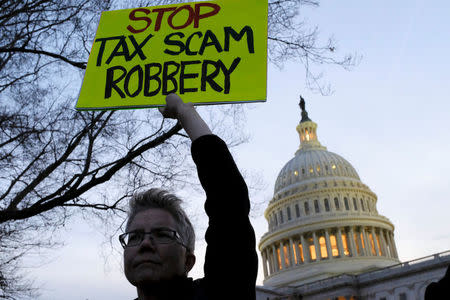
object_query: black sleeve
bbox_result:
[191,135,258,300]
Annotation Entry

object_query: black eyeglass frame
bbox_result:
[119,228,188,250]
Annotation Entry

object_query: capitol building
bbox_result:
[255,98,450,300]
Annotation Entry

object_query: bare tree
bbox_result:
[0,0,354,298]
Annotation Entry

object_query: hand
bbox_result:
[158,93,194,120]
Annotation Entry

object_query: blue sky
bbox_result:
[28,1,450,299]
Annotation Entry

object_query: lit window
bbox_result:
[305,129,310,141]
[360,232,365,249]
[298,243,305,262]
[319,236,328,258]
[314,200,320,213]
[283,244,290,267]
[316,165,320,172]
[341,233,350,256]
[292,243,297,264]
[309,244,316,260]
[332,164,336,169]
[294,170,298,176]
[330,235,339,257]
[369,233,376,255]
[276,247,282,269]
[309,167,313,173]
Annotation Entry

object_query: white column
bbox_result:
[389,232,399,258]
[379,229,388,257]
[312,231,321,261]
[301,234,311,263]
[262,250,268,277]
[356,227,365,256]
[289,238,295,265]
[362,227,372,256]
[279,241,286,269]
[324,229,333,259]
[272,244,279,271]
[295,238,302,264]
[371,227,380,256]
[266,249,273,274]
[348,227,358,257]
[336,227,345,257]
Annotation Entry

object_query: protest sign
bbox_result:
[76,0,268,110]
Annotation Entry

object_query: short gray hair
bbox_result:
[125,188,195,252]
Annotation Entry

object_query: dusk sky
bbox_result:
[28,1,450,299]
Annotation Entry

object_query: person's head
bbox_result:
[122,188,196,287]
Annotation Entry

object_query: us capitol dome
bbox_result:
[258,97,400,288]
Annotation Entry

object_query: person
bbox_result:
[119,93,258,300]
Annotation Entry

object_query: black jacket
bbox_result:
[134,135,258,299]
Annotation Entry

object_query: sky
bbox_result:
[26,0,450,299]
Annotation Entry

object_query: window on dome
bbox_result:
[360,199,365,211]
[332,164,336,169]
[283,244,290,267]
[276,247,282,270]
[302,168,305,174]
[298,242,305,262]
[292,242,297,264]
[295,204,300,218]
[325,165,329,172]
[353,198,358,210]
[279,210,284,223]
[316,165,320,172]
[341,233,350,256]
[369,233,377,255]
[324,198,330,212]
[330,234,339,257]
[287,206,291,220]
[304,202,310,215]
[309,242,317,260]
[294,170,298,176]
[314,200,320,213]
[319,236,328,258]
[334,197,340,210]
[309,166,313,173]
[376,233,383,256]
[274,214,278,226]
[344,197,350,210]
[305,129,310,141]
[399,293,407,300]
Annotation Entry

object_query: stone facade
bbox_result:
[256,251,450,300]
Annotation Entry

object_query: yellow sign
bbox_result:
[76,0,268,110]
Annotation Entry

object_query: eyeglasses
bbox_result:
[119,227,187,249]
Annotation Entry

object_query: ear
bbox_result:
[184,252,196,274]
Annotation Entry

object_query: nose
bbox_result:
[138,234,156,250]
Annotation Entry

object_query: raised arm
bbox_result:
[158,93,211,141]
[159,94,258,300]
